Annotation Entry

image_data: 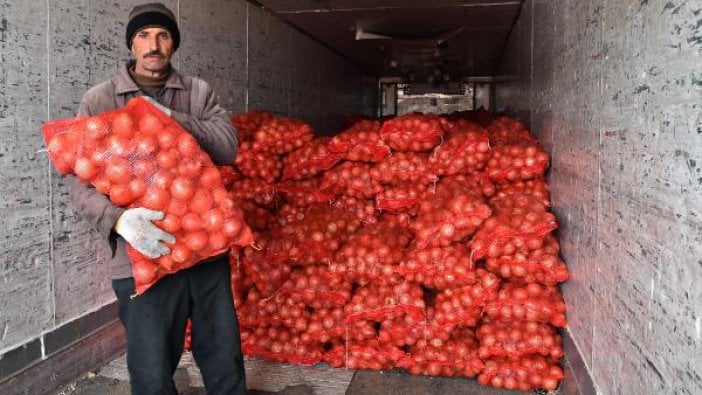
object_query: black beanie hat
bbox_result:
[126,3,180,51]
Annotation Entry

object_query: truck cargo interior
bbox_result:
[0,1,699,395]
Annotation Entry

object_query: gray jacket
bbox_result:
[67,61,238,279]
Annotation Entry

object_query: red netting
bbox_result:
[41,97,254,294]
[229,250,253,308]
[344,281,425,324]
[252,117,314,154]
[320,162,383,199]
[370,152,438,186]
[379,113,449,152]
[238,200,274,231]
[477,355,564,391]
[238,289,311,331]
[300,306,377,346]
[331,196,379,225]
[241,325,324,365]
[412,185,492,249]
[231,110,275,141]
[485,143,549,183]
[324,339,406,370]
[397,328,484,378]
[429,124,491,175]
[276,178,335,207]
[485,116,538,146]
[327,120,390,162]
[470,194,557,261]
[278,265,352,308]
[378,316,455,347]
[375,183,428,213]
[241,245,291,298]
[483,283,567,327]
[281,138,342,181]
[397,244,478,289]
[484,234,570,285]
[218,165,243,188]
[229,178,279,208]
[273,205,362,266]
[492,178,550,207]
[476,320,564,361]
[330,222,412,284]
[234,141,282,182]
[429,269,501,326]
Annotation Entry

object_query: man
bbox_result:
[66,3,246,394]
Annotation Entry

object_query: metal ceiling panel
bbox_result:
[256,0,522,78]
[259,1,520,12]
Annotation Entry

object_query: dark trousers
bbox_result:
[112,257,247,395]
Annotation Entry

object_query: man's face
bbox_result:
[131,27,174,75]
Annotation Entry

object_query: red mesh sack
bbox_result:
[320,162,383,199]
[477,355,564,392]
[234,141,282,182]
[279,265,352,308]
[344,281,425,324]
[485,116,537,146]
[218,165,243,188]
[272,204,307,227]
[370,152,438,186]
[378,316,456,348]
[274,205,362,265]
[237,289,310,331]
[229,178,278,208]
[302,306,377,345]
[238,200,274,231]
[241,244,291,298]
[476,320,564,361]
[439,173,496,199]
[252,117,314,154]
[397,244,479,289]
[277,178,335,207]
[381,212,413,229]
[281,138,342,181]
[327,120,390,162]
[42,97,254,294]
[241,325,324,365]
[430,269,501,326]
[324,339,406,370]
[231,110,275,141]
[397,328,484,377]
[492,178,550,207]
[379,113,449,152]
[330,222,412,284]
[486,142,549,183]
[429,125,490,176]
[229,250,253,308]
[412,189,492,249]
[375,183,428,213]
[483,283,567,327]
[331,196,379,225]
[470,194,557,261]
[484,234,570,285]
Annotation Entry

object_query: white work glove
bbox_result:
[141,96,172,117]
[114,208,175,258]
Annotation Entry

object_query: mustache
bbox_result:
[144,50,164,58]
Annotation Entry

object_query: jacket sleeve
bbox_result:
[171,79,238,165]
[66,94,125,250]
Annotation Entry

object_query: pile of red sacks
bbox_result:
[225,109,567,392]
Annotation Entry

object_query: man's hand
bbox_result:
[114,208,175,258]
[142,96,173,117]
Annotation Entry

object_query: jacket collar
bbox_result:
[114,60,187,95]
